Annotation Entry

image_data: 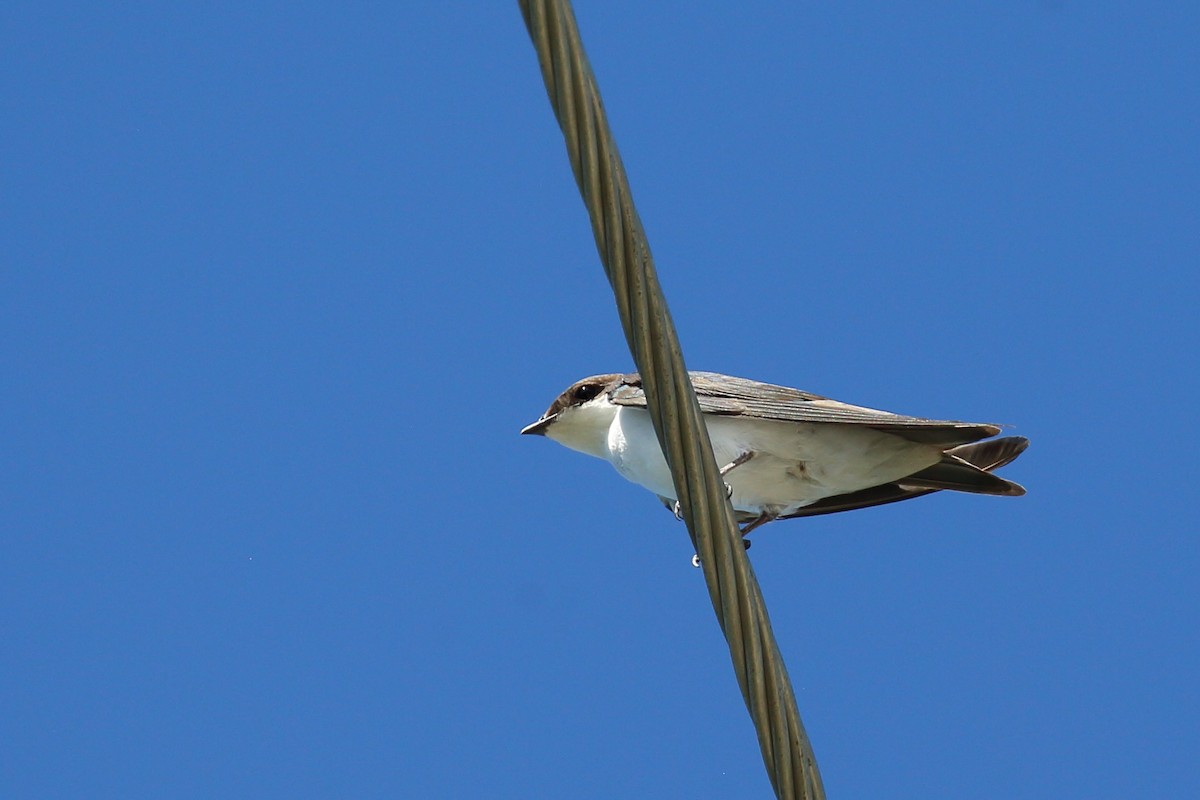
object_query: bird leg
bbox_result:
[718,450,755,499]
[682,452,762,566]
[685,453,764,567]
[739,510,779,537]
[719,451,755,478]
[674,451,756,520]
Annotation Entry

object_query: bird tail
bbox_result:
[898,436,1028,496]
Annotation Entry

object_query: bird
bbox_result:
[521,371,1027,536]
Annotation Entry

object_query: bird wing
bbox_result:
[609,371,1002,445]
[659,436,1028,522]
[777,436,1029,518]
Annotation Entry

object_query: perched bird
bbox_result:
[521,371,1026,535]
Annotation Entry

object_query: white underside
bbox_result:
[604,407,941,517]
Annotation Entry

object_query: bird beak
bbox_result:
[520,415,555,436]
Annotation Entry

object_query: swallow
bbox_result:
[522,371,1026,535]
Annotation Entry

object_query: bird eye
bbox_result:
[572,383,601,402]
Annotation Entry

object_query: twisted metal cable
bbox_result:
[518,3,824,797]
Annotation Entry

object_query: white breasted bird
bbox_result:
[521,371,1026,536]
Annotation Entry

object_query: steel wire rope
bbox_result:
[518,3,825,797]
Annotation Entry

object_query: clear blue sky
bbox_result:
[4,3,1197,798]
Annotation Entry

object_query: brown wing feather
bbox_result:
[610,371,1002,445]
[775,436,1029,519]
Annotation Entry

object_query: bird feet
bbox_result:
[691,537,752,568]
[678,451,757,565]
[673,451,753,522]
[672,482,734,521]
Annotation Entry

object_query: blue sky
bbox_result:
[3,3,1197,798]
